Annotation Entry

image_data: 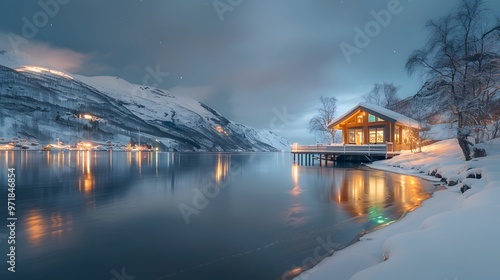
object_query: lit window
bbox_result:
[357,116,363,123]
[349,129,356,144]
[369,128,384,144]
[368,114,384,122]
[395,127,400,143]
[348,129,363,144]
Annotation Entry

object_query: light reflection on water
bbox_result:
[333,169,430,221]
[0,151,436,280]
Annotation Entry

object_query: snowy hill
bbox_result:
[0,51,290,151]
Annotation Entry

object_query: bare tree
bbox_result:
[405,0,500,160]
[490,118,500,139]
[309,96,338,143]
[363,82,400,110]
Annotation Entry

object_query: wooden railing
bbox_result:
[291,143,391,156]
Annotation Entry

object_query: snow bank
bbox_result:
[298,138,500,280]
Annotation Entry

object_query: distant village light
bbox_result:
[214,125,225,133]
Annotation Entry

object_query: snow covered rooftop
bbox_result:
[328,102,421,129]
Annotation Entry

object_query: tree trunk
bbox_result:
[328,130,336,144]
[457,127,472,161]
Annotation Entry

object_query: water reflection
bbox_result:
[78,151,94,193]
[290,165,430,224]
[215,154,229,184]
[25,210,45,247]
[0,152,435,280]
[290,165,302,196]
[323,168,430,221]
[24,210,73,247]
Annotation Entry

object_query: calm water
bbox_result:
[0,151,437,280]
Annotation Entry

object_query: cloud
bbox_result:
[0,32,103,74]
[19,43,88,72]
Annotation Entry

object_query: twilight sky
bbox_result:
[1,0,499,143]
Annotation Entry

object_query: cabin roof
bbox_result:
[328,102,421,129]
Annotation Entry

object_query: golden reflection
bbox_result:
[21,150,28,168]
[25,210,46,246]
[86,151,91,175]
[77,151,94,193]
[290,165,302,196]
[286,165,305,226]
[291,164,299,185]
[138,151,142,176]
[332,170,430,220]
[290,185,302,196]
[214,154,229,184]
[155,152,158,177]
[25,210,73,245]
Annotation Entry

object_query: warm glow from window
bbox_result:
[369,128,384,144]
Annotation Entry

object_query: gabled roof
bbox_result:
[328,102,421,129]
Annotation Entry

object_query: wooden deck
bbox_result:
[291,143,399,165]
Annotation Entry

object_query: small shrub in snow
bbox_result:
[473,147,487,158]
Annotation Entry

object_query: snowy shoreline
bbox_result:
[294,138,500,280]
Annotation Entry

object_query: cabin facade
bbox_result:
[327,102,421,152]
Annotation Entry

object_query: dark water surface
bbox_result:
[0,151,436,280]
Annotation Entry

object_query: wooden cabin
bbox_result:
[327,102,421,152]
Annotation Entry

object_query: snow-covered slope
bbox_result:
[300,138,500,280]
[0,51,290,151]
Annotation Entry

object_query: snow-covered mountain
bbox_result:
[0,51,290,151]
